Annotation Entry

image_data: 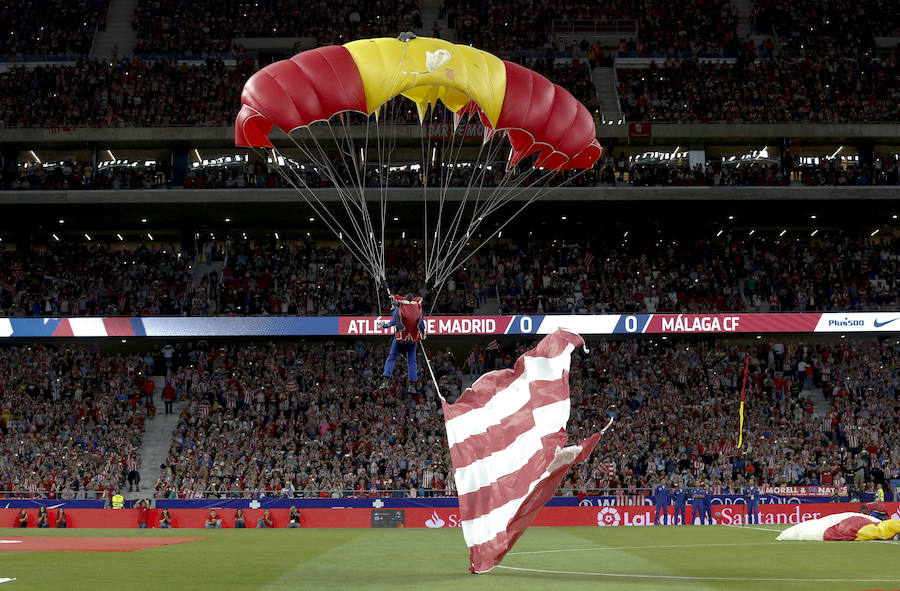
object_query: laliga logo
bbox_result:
[597,507,621,527]
[425,510,446,528]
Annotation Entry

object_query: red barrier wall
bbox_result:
[2,503,896,529]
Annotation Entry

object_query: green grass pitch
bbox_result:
[0,525,898,590]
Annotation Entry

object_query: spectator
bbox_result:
[256,509,274,528]
[36,506,50,528]
[159,508,172,528]
[205,509,222,529]
[234,509,246,528]
[286,506,301,528]
[55,508,68,528]
[136,499,150,528]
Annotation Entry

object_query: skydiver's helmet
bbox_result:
[405,293,415,301]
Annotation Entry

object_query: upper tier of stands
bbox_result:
[2,231,897,317]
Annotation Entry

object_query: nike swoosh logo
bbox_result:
[874,318,900,328]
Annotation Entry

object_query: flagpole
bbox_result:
[737,352,750,448]
[419,341,442,399]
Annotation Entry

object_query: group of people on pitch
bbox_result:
[651,478,762,525]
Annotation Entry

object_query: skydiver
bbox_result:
[377,293,426,393]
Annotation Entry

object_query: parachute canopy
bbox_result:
[234,36,602,295]
[236,37,601,171]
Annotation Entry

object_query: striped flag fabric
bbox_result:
[485,339,499,351]
[439,329,600,573]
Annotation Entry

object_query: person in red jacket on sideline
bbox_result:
[377,293,426,393]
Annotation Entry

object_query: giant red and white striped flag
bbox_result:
[440,329,600,573]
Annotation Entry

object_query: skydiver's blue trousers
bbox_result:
[675,503,686,525]
[654,503,668,525]
[383,340,417,382]
[693,501,707,525]
[747,502,759,525]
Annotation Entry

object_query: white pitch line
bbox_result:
[494,565,900,583]
[723,524,786,533]
[508,542,775,556]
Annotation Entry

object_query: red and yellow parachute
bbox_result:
[236,36,601,170]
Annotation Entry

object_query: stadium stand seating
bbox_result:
[0,345,147,498]
[0,0,108,57]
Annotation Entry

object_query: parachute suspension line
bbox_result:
[427,106,474,286]
[426,129,511,287]
[327,116,382,282]
[305,124,382,280]
[420,102,436,290]
[419,341,442,400]
[291,126,384,284]
[432,168,590,290]
[257,146,378,280]
[377,97,402,291]
[425,135,519,288]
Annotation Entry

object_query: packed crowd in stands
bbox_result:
[4,152,895,191]
[752,0,900,46]
[492,233,900,314]
[2,230,897,317]
[0,345,147,498]
[1,0,108,57]
[451,0,739,57]
[0,58,257,128]
[0,243,193,317]
[132,0,422,55]
[617,47,900,122]
[196,237,485,316]
[138,335,900,499]
[3,162,165,191]
[617,152,900,187]
[0,333,896,500]
[563,337,900,497]
[154,340,462,498]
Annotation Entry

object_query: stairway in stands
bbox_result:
[419,0,456,41]
[591,67,624,123]
[91,0,139,58]
[126,375,186,501]
[733,0,754,39]
[805,386,832,418]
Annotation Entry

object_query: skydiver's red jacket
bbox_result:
[387,295,425,342]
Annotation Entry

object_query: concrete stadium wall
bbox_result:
[2,186,899,206]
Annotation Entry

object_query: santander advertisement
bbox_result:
[410,503,900,529]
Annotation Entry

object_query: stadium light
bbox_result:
[52,234,60,241]
[810,229,818,237]
[84,233,91,241]
[716,229,723,237]
[274,232,279,240]
[810,214,817,219]
[727,215,734,220]
[225,218,231,222]
[117,233,124,241]
[58,219,64,224]
[870,229,879,237]
[147,233,154,241]
[748,229,755,236]
[141,218,147,223]
[779,229,787,237]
